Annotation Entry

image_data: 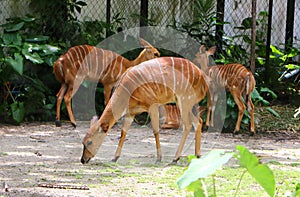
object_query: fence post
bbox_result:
[265,0,273,85]
[140,0,148,27]
[285,0,295,48]
[140,0,148,37]
[250,0,256,74]
[106,0,111,38]
[216,0,225,50]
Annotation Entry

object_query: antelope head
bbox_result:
[81,116,108,164]
[137,38,160,61]
[193,45,216,72]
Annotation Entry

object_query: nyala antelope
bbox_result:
[194,46,256,135]
[162,46,256,135]
[53,38,160,128]
[81,57,210,164]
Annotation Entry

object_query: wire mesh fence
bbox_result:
[0,0,299,53]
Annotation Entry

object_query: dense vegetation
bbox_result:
[0,0,299,128]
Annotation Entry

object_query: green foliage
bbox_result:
[235,145,275,197]
[174,0,218,47]
[177,145,277,197]
[293,183,300,197]
[29,0,87,44]
[177,150,233,190]
[0,16,60,124]
[80,13,125,45]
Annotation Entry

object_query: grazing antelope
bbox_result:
[53,38,160,128]
[193,46,256,134]
[80,57,210,164]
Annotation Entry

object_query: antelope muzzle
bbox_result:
[80,146,94,164]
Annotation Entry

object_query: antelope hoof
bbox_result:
[171,158,180,165]
[249,131,255,136]
[71,122,76,128]
[202,125,209,132]
[233,130,239,136]
[55,120,62,127]
[111,156,119,162]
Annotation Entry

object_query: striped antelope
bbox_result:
[80,57,210,164]
[193,45,256,134]
[53,38,160,128]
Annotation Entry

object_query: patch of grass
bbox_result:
[0,152,8,157]
[65,170,84,179]
[289,163,300,167]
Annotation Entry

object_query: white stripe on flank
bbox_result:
[116,57,124,79]
[109,51,115,80]
[94,47,99,79]
[136,67,156,96]
[171,57,176,92]
[102,50,113,80]
[156,59,168,97]
[58,62,64,77]
[180,58,185,91]
[77,46,84,73]
[185,59,190,91]
[147,62,161,93]
[65,53,74,70]
[190,61,195,88]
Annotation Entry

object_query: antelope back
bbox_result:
[208,63,253,89]
[111,57,209,110]
[53,45,123,82]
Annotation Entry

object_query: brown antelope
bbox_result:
[193,45,256,134]
[80,57,210,164]
[53,38,160,128]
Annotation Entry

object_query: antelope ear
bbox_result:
[138,37,154,48]
[199,45,206,53]
[90,116,98,127]
[207,46,216,56]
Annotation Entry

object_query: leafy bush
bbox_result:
[0,16,60,124]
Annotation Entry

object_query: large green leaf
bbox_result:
[5,53,24,75]
[2,33,22,45]
[270,45,284,56]
[10,101,25,124]
[25,35,49,42]
[266,107,280,117]
[251,88,270,105]
[293,183,300,197]
[177,150,233,189]
[235,145,275,197]
[260,87,277,99]
[4,22,24,32]
[22,48,44,64]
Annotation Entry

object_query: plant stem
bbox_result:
[234,169,247,197]
[4,82,16,103]
[212,175,216,197]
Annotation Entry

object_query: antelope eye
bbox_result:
[87,140,92,146]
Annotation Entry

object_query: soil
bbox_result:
[0,105,299,197]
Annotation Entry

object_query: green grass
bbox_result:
[190,165,299,197]
[79,161,299,196]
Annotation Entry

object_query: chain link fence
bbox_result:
[0,0,299,54]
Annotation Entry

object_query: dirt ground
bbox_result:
[0,107,300,197]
